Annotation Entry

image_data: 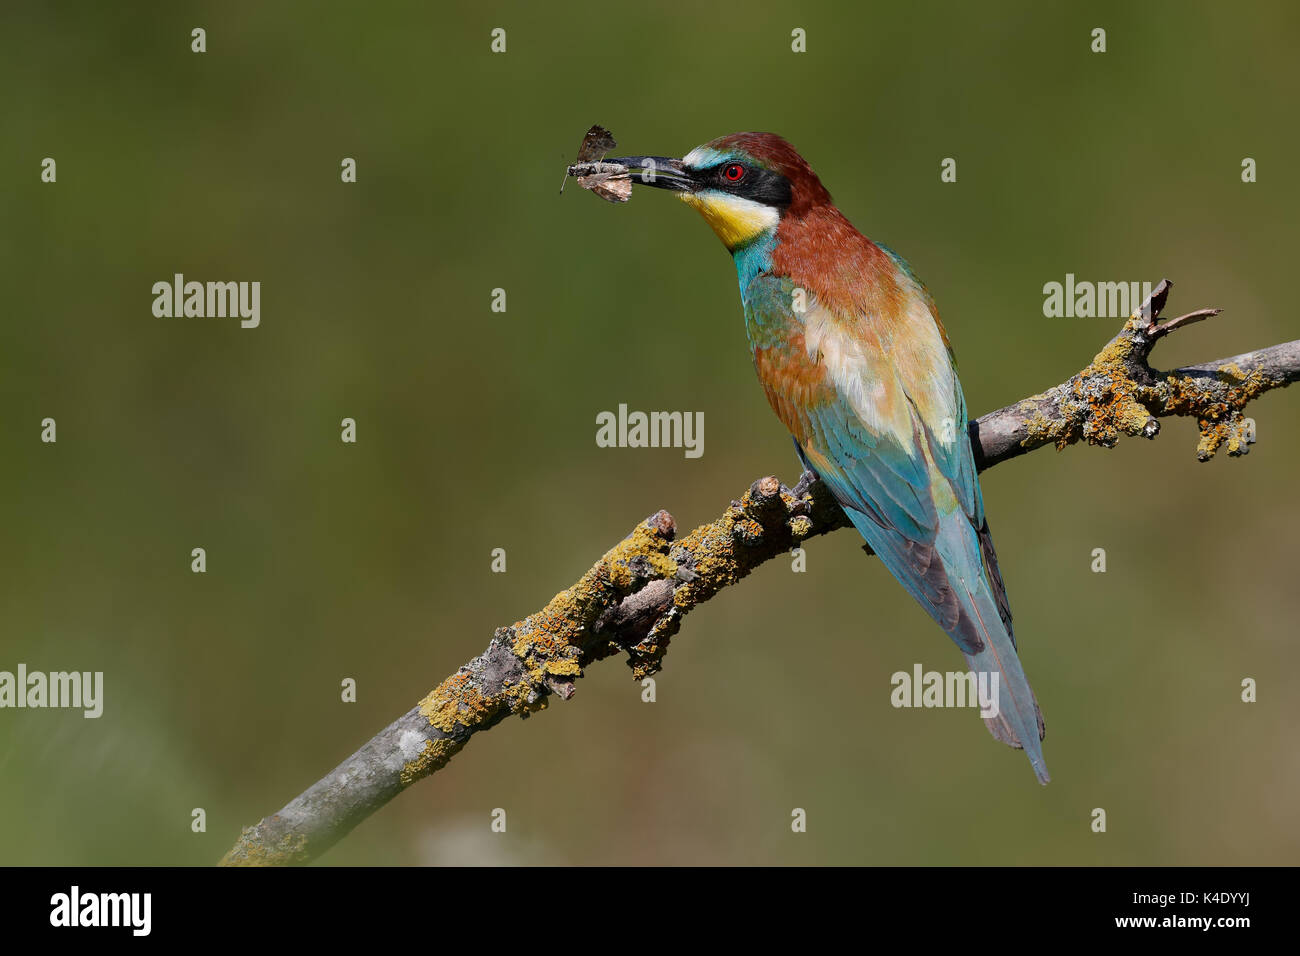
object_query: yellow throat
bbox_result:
[679,190,780,250]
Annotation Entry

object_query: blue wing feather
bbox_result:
[743,271,1048,782]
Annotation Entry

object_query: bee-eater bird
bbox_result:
[606,133,1049,783]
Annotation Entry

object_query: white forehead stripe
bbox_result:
[683,145,728,169]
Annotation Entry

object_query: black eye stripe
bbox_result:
[704,163,793,210]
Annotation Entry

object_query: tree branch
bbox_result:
[220,279,1297,865]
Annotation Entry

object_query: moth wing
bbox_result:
[580,174,632,203]
[576,124,618,162]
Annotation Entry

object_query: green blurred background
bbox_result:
[1,1,1297,865]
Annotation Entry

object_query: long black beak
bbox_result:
[605,156,694,192]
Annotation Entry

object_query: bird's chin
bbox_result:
[679,190,780,250]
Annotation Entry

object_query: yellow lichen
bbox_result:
[418,671,496,734]
[543,658,582,677]
[219,829,309,867]
[1021,405,1066,449]
[399,737,464,787]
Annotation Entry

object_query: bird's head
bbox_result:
[607,132,832,251]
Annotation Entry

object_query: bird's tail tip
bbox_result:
[1030,756,1051,786]
[963,649,1050,785]
[985,707,1051,784]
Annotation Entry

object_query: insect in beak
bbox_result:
[560,124,633,203]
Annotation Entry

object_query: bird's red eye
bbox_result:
[723,164,746,182]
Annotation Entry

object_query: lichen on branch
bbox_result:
[221,279,1297,866]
